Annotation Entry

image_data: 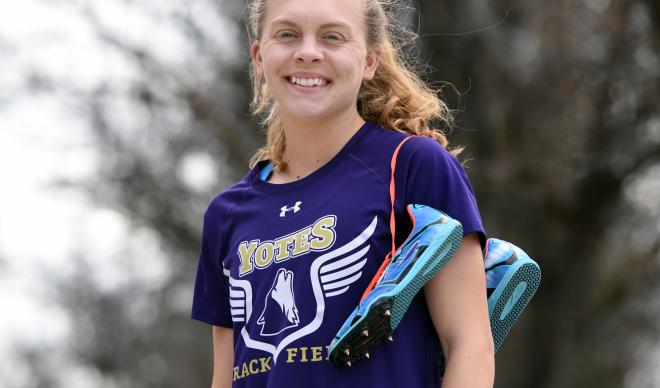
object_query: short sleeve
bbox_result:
[191,203,233,328]
[395,136,486,248]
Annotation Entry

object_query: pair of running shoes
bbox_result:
[328,204,541,366]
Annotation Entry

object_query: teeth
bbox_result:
[290,77,328,87]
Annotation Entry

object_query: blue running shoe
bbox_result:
[328,204,463,366]
[437,238,541,373]
[484,238,541,351]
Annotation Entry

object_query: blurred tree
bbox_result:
[25,1,260,387]
[417,0,660,387]
[16,0,659,387]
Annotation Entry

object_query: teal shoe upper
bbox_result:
[334,204,462,334]
[484,238,529,296]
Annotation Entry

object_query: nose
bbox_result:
[294,36,323,63]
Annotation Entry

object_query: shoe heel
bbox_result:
[489,259,541,350]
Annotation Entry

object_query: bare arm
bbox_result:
[424,233,495,388]
[211,325,234,388]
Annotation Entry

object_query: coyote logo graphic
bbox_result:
[257,269,300,336]
[226,216,376,363]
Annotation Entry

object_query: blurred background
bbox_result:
[1,0,658,387]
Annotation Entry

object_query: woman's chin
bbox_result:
[282,106,341,123]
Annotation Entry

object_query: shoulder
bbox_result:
[359,122,410,149]
[204,174,253,226]
[392,135,465,185]
[354,125,463,185]
[394,135,475,204]
[344,123,410,185]
[360,125,457,166]
[399,135,456,164]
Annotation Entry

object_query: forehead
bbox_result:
[263,0,365,29]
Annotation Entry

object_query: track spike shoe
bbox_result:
[438,238,541,374]
[484,238,541,351]
[329,204,463,365]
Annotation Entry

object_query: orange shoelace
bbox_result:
[360,136,414,302]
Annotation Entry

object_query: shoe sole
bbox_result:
[328,218,463,365]
[488,257,541,351]
[437,251,541,373]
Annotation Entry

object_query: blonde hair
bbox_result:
[246,0,458,172]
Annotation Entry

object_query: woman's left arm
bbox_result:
[424,233,495,388]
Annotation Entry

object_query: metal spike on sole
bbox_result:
[362,330,369,337]
[347,361,352,367]
[365,352,370,359]
[344,349,350,356]
[328,205,464,368]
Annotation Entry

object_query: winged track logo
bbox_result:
[226,216,378,363]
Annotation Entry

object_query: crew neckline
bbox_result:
[250,121,376,193]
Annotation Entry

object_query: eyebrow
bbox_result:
[271,18,353,31]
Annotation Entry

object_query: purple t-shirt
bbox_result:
[191,122,485,388]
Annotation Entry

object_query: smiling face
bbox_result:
[251,0,380,125]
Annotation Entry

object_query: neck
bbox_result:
[278,110,365,180]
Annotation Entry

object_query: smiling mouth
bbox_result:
[287,76,330,87]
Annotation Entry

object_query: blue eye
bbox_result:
[275,30,298,39]
[324,33,343,41]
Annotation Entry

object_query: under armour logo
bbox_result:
[280,201,302,217]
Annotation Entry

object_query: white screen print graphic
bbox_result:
[258,269,300,336]
[226,216,377,364]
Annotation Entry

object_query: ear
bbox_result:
[251,40,264,76]
[362,46,382,81]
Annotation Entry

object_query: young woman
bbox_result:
[191,0,495,387]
